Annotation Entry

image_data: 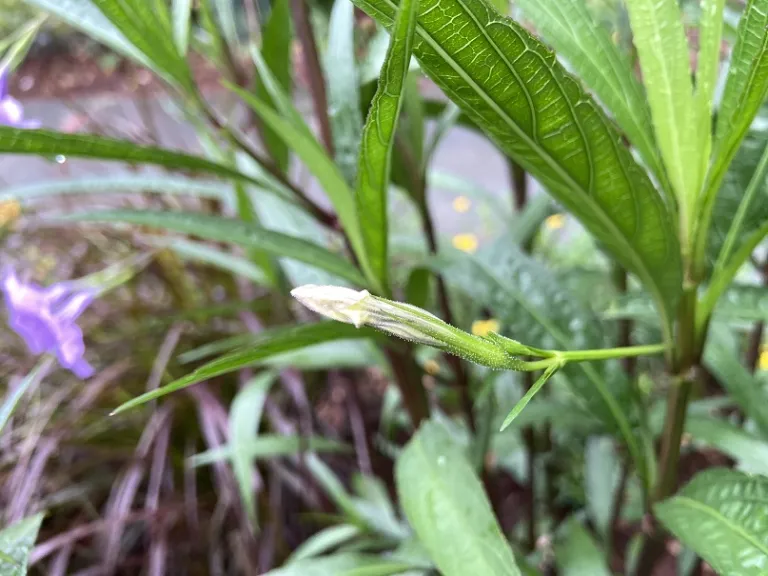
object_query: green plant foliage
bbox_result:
[656,469,768,575]
[0,513,44,576]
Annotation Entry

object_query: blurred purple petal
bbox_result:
[2,270,96,378]
[0,68,7,100]
[0,69,39,129]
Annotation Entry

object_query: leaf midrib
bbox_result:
[665,495,768,557]
[379,0,673,340]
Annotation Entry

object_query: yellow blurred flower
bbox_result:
[545,213,565,230]
[760,346,768,371]
[424,359,440,375]
[0,200,21,227]
[472,318,501,337]
[452,233,479,253]
[452,196,472,213]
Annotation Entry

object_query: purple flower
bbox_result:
[2,271,95,378]
[0,68,40,129]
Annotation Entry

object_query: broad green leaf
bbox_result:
[500,362,560,431]
[685,415,768,476]
[0,129,277,192]
[90,0,194,90]
[22,0,151,68]
[172,0,193,55]
[60,209,366,286]
[257,0,293,172]
[693,0,725,190]
[0,358,52,434]
[0,175,233,204]
[0,513,44,576]
[228,371,276,526]
[189,435,347,467]
[326,0,364,185]
[111,322,378,413]
[695,0,768,272]
[396,421,520,576]
[555,519,611,576]
[715,285,768,324]
[624,0,697,221]
[288,525,362,563]
[438,236,641,481]
[357,0,419,293]
[584,436,621,540]
[514,0,665,189]
[228,87,368,275]
[656,468,768,575]
[704,327,768,437]
[351,0,682,342]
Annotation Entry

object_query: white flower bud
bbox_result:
[290,285,373,328]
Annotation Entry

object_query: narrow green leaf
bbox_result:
[22,0,152,68]
[555,519,612,576]
[396,421,520,576]
[514,0,665,190]
[694,0,768,272]
[693,0,725,189]
[60,209,367,286]
[0,513,44,576]
[189,435,347,467]
[0,358,53,434]
[357,0,419,293]
[214,0,240,50]
[289,525,362,563]
[704,327,768,437]
[257,0,293,172]
[326,0,364,185]
[0,129,277,192]
[351,0,682,342]
[111,322,377,413]
[90,0,193,90]
[229,371,276,527]
[656,468,768,575]
[228,86,368,274]
[265,554,412,576]
[172,0,193,55]
[500,362,559,431]
[0,15,45,74]
[625,0,697,221]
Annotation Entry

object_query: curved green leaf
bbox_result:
[0,513,44,576]
[357,0,419,293]
[189,435,347,467]
[59,209,366,286]
[326,0,364,185]
[656,468,768,575]
[555,519,611,576]
[396,421,521,576]
[685,416,768,476]
[500,362,560,431]
[0,129,274,191]
[288,525,362,563]
[514,0,665,189]
[624,0,697,220]
[351,0,681,342]
[111,322,378,413]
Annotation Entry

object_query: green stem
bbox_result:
[558,343,667,363]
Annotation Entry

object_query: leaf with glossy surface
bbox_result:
[357,0,419,293]
[514,0,664,188]
[0,513,44,576]
[0,129,272,190]
[326,0,363,185]
[351,0,681,341]
[625,0,697,215]
[655,468,768,575]
[396,421,521,576]
[61,209,366,286]
[228,371,276,526]
[172,0,193,55]
[555,519,611,576]
[111,322,377,413]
